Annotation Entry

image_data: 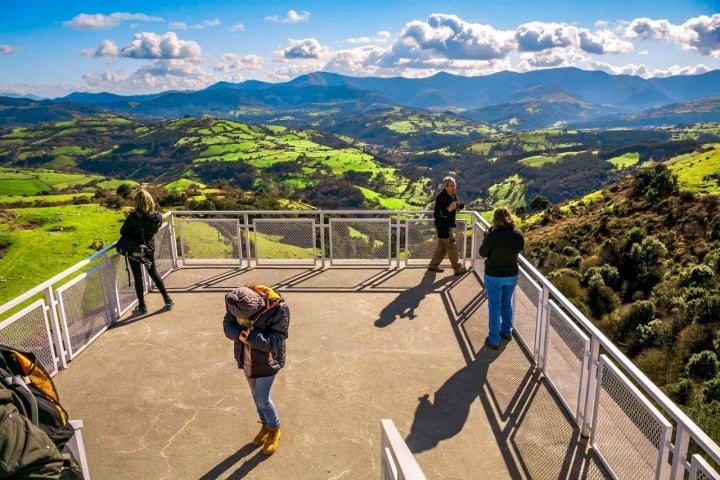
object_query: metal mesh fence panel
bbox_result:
[56,265,110,360]
[253,218,316,266]
[329,218,392,266]
[0,299,58,376]
[542,300,589,421]
[515,270,540,355]
[177,218,242,265]
[112,254,138,315]
[154,223,174,277]
[592,356,672,480]
[690,454,719,480]
[405,219,466,266]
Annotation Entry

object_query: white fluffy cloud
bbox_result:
[264,10,310,24]
[626,14,720,58]
[82,59,215,93]
[214,54,264,72]
[391,14,516,61]
[516,22,632,54]
[64,12,163,30]
[0,45,16,54]
[275,38,329,60]
[119,32,202,59]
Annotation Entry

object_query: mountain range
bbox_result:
[2,67,720,132]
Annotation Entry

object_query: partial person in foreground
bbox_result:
[478,206,525,349]
[428,176,468,275]
[223,285,290,455]
[120,189,173,314]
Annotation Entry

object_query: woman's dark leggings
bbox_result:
[129,251,169,307]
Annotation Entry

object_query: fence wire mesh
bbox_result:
[542,300,589,421]
[405,219,467,266]
[329,218,392,265]
[592,356,671,480]
[0,300,57,376]
[112,254,139,315]
[254,218,316,265]
[690,454,719,480]
[515,271,540,355]
[57,266,110,360]
[178,218,242,264]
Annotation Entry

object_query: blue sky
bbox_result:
[0,0,719,98]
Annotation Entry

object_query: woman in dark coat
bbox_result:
[478,206,524,349]
[120,189,173,314]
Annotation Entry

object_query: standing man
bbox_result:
[478,206,525,349]
[428,176,467,275]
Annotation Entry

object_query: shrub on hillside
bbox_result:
[705,248,720,273]
[686,294,720,324]
[688,264,715,285]
[624,300,655,330]
[665,378,695,405]
[686,351,720,380]
[703,378,720,403]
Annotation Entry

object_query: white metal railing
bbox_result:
[0,209,719,479]
[380,419,427,480]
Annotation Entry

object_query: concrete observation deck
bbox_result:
[53,265,610,480]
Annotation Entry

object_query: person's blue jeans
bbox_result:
[484,274,519,346]
[246,374,280,428]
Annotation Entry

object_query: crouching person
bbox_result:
[223,285,290,455]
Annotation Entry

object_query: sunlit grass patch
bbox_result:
[669,146,720,195]
[608,152,640,169]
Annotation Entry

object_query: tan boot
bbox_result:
[252,423,269,446]
[262,427,281,455]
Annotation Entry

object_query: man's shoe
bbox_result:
[485,337,499,350]
[164,299,174,310]
[454,266,468,275]
[500,332,513,341]
[427,266,444,272]
[133,305,147,315]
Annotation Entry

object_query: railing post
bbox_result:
[319,212,326,268]
[167,212,179,269]
[581,336,600,437]
[535,286,550,369]
[669,426,690,479]
[395,213,401,269]
[100,253,118,324]
[243,213,252,267]
[44,285,67,370]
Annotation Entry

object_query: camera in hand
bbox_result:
[457,203,465,210]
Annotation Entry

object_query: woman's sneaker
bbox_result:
[164,299,174,310]
[133,305,148,315]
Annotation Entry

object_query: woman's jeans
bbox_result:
[247,374,280,429]
[484,274,519,345]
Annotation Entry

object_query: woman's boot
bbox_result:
[262,427,281,455]
[252,423,269,446]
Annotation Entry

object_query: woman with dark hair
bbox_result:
[478,206,524,349]
[120,189,173,314]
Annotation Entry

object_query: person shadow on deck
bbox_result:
[405,344,504,453]
[374,272,453,328]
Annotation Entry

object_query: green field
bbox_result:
[0,204,125,304]
[608,152,640,169]
[668,145,720,195]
